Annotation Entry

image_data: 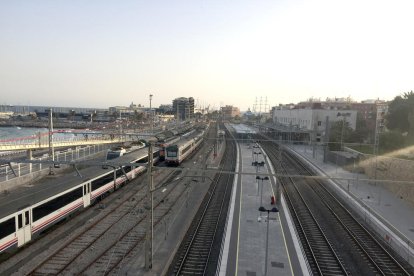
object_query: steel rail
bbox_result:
[285,152,412,276]
[26,173,152,275]
[76,173,185,275]
[28,171,180,275]
[263,141,348,275]
[96,123,218,275]
[174,130,236,275]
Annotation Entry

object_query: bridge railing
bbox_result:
[0,135,127,151]
[0,143,113,184]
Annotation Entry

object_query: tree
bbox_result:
[386,91,414,135]
[328,120,353,150]
[133,110,144,122]
[379,131,405,152]
[408,108,414,139]
[350,113,371,143]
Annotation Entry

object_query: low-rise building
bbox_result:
[272,105,357,142]
[221,105,240,120]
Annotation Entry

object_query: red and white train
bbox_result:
[0,147,159,254]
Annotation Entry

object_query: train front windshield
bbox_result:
[107,151,121,160]
[166,146,178,157]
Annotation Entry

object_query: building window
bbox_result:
[317,121,322,126]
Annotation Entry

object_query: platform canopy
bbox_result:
[230,124,256,135]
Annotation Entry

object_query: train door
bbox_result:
[83,183,91,207]
[16,209,31,247]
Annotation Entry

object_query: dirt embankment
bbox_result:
[358,156,414,206]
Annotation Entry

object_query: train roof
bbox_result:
[0,146,156,219]
[165,130,204,149]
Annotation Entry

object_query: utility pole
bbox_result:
[373,104,383,203]
[149,94,153,134]
[48,108,55,175]
[323,116,329,163]
[145,143,154,270]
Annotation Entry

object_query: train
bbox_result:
[106,141,146,160]
[155,123,208,161]
[106,147,126,160]
[0,146,160,255]
[165,130,205,166]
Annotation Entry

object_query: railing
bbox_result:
[0,144,112,183]
[0,135,126,151]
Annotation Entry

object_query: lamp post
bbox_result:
[252,151,262,163]
[258,206,279,276]
[256,176,269,208]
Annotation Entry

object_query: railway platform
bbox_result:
[219,140,299,276]
[287,144,414,265]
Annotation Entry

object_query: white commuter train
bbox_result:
[165,130,204,166]
[0,147,159,254]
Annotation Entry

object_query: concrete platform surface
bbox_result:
[222,141,297,276]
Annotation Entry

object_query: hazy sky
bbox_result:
[1,0,413,111]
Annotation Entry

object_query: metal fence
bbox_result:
[0,144,112,183]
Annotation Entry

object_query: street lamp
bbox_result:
[252,161,265,173]
[258,206,279,276]
[252,151,262,162]
[256,176,269,207]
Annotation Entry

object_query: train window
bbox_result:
[18,214,22,229]
[167,151,177,157]
[181,144,191,155]
[32,187,83,222]
[0,218,15,239]
[115,168,123,178]
[25,211,30,226]
[135,156,148,163]
[91,173,114,191]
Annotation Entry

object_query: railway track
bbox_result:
[28,170,183,275]
[0,123,218,275]
[260,138,413,275]
[168,127,236,275]
[262,141,348,275]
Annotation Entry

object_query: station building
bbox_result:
[269,105,357,143]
